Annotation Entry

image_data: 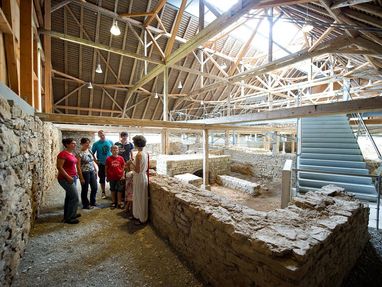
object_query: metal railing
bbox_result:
[293,167,381,229]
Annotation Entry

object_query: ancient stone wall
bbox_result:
[61,131,95,152]
[150,176,369,287]
[156,154,230,184]
[225,147,295,180]
[0,96,61,285]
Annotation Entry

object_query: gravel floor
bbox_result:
[14,182,204,287]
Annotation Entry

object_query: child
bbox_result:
[105,145,125,209]
[124,162,134,218]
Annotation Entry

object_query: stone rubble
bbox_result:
[216,175,260,195]
[0,96,61,285]
[174,173,203,187]
[149,175,369,287]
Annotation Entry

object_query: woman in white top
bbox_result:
[129,135,148,225]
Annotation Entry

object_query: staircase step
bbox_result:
[298,178,376,195]
[299,171,373,185]
[302,132,355,138]
[299,164,370,175]
[302,118,348,124]
[300,153,364,161]
[302,137,357,143]
[301,142,359,149]
[299,158,367,168]
[297,186,377,202]
[301,147,361,155]
[302,127,352,133]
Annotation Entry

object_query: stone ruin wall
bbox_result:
[150,175,369,287]
[0,97,61,285]
[224,147,295,180]
[156,154,230,184]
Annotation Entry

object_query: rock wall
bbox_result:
[156,154,230,184]
[150,176,369,287]
[61,131,95,152]
[224,147,295,180]
[0,97,61,285]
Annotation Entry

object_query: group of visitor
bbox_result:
[56,130,149,226]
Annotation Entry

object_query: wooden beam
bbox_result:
[51,0,73,13]
[144,0,167,27]
[2,0,19,94]
[350,118,382,125]
[164,0,187,58]
[54,106,122,114]
[331,0,372,9]
[129,0,271,94]
[190,97,382,125]
[20,0,34,106]
[188,36,350,98]
[40,30,164,65]
[343,7,382,29]
[44,0,52,113]
[36,112,294,132]
[120,11,155,18]
[0,7,12,34]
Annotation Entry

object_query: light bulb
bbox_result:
[88,82,93,89]
[154,92,158,98]
[220,63,227,70]
[110,20,121,36]
[346,60,354,69]
[201,101,204,105]
[95,63,103,74]
[177,81,183,89]
[302,23,313,33]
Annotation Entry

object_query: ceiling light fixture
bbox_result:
[110,20,121,36]
[87,82,93,89]
[301,22,313,33]
[201,101,204,105]
[220,63,228,70]
[95,63,103,74]
[177,81,183,89]
[154,92,158,98]
[346,59,354,69]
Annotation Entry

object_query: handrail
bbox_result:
[351,112,382,160]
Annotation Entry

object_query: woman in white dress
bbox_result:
[129,135,148,225]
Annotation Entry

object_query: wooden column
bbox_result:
[3,0,19,94]
[20,0,34,106]
[281,159,293,208]
[291,138,295,154]
[202,129,210,190]
[44,0,52,112]
[33,39,40,111]
[161,66,169,154]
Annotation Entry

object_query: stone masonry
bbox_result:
[224,147,295,180]
[150,175,369,287]
[0,96,61,285]
[156,153,230,184]
[216,175,260,195]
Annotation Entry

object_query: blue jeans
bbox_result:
[58,177,79,222]
[81,171,98,207]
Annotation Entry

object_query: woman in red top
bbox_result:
[57,138,80,224]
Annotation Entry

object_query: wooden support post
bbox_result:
[20,0,34,106]
[225,130,229,147]
[202,129,210,190]
[161,66,169,155]
[33,39,40,110]
[199,0,204,31]
[44,0,52,112]
[282,140,286,154]
[291,139,295,154]
[281,159,293,208]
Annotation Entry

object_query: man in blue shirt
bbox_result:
[92,130,113,199]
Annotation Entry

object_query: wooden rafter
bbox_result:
[40,30,163,65]
[144,0,167,27]
[164,0,187,58]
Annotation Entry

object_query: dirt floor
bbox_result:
[14,182,203,287]
[13,177,382,286]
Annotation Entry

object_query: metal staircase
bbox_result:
[297,114,378,201]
